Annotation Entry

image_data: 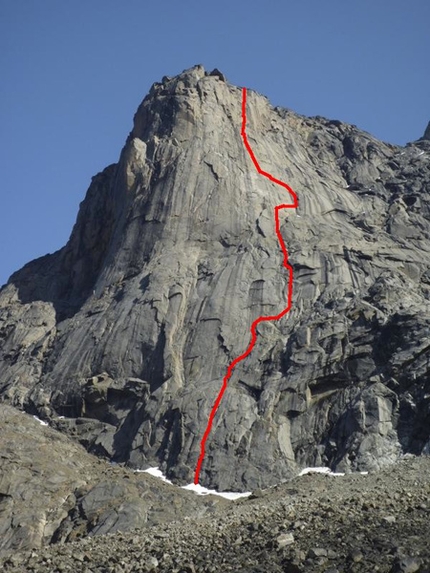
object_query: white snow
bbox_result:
[33,416,49,426]
[299,467,370,477]
[299,466,345,477]
[181,482,251,500]
[136,467,251,500]
[138,467,173,484]
[135,465,369,498]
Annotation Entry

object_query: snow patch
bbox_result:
[33,416,48,426]
[182,482,251,500]
[299,466,345,477]
[299,467,369,477]
[138,467,173,484]
[136,467,251,500]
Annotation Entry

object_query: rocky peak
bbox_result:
[131,64,225,142]
[1,67,430,492]
[420,120,430,140]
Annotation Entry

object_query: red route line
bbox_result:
[194,87,298,485]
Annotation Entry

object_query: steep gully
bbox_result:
[194,87,299,484]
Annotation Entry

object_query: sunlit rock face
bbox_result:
[1,65,430,491]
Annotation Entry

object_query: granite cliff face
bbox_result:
[1,65,430,491]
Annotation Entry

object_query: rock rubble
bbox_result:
[1,455,429,572]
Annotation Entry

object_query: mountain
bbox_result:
[1,64,430,494]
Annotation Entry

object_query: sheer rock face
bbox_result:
[1,65,430,491]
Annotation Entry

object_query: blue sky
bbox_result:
[1,0,429,286]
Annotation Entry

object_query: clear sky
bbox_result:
[1,0,429,286]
